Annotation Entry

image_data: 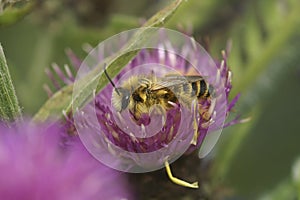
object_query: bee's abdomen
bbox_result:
[194,80,210,98]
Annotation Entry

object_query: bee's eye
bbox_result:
[121,96,130,110]
[118,88,130,111]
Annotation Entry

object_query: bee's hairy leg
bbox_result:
[191,100,199,145]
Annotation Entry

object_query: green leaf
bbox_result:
[232,5,300,96]
[32,85,73,122]
[0,44,22,122]
[0,1,34,27]
[33,0,185,122]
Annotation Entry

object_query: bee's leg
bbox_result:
[191,100,199,145]
[200,98,216,122]
[164,159,199,189]
[131,105,141,122]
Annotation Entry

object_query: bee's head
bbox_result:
[112,87,131,112]
[103,66,131,112]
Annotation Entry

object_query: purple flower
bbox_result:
[0,122,131,200]
[45,33,244,188]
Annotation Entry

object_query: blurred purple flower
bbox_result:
[0,122,131,200]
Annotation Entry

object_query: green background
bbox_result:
[1,0,299,199]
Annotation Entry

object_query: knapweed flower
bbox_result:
[0,122,131,200]
[45,30,243,189]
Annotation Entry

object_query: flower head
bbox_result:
[45,29,243,188]
[0,122,131,200]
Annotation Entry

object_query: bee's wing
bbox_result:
[151,75,205,90]
[164,74,206,80]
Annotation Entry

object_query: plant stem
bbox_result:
[0,44,22,123]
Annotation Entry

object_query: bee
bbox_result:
[105,69,213,126]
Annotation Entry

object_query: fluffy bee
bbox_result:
[105,70,213,121]
[105,70,214,145]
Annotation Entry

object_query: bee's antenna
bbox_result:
[104,64,120,96]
